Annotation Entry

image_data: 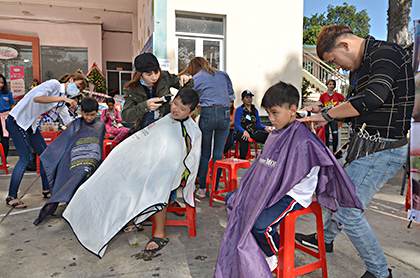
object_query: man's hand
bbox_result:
[297,113,328,128]
[302,105,321,113]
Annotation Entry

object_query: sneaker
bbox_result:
[360,269,392,278]
[168,201,185,216]
[266,255,278,272]
[295,233,333,253]
[196,188,206,199]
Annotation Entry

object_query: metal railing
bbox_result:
[302,48,349,95]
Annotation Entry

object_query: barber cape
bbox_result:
[62,114,201,258]
[214,121,362,278]
[34,118,105,225]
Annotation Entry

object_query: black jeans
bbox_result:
[0,119,10,159]
[325,121,339,153]
[234,130,268,159]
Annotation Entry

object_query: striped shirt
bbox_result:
[348,35,415,139]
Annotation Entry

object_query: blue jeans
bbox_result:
[324,141,407,278]
[6,117,49,198]
[198,107,230,190]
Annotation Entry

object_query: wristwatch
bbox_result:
[321,109,334,122]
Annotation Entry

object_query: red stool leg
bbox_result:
[0,143,8,175]
[186,203,197,238]
[313,202,328,277]
[274,201,328,278]
[206,158,214,192]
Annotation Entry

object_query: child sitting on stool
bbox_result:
[215,81,362,277]
[101,98,130,144]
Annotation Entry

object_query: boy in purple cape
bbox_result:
[214,81,362,278]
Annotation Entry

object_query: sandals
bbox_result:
[6,197,27,209]
[42,190,51,199]
[144,237,169,252]
[123,224,144,232]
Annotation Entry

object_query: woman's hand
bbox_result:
[241,131,251,141]
[105,111,110,118]
[64,98,78,110]
[147,98,163,111]
[179,75,192,87]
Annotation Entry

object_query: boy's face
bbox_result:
[265,104,296,130]
[171,97,194,120]
[81,110,97,123]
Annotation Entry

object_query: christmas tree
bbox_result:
[86,63,107,94]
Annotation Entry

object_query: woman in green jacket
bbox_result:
[122,53,193,132]
[121,53,194,246]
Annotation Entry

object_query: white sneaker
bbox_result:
[196,188,206,199]
[266,255,278,272]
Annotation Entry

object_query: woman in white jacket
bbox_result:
[6,73,85,209]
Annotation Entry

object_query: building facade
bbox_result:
[0,0,303,110]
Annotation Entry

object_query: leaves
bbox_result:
[303,2,371,45]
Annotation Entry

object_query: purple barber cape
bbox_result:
[214,121,362,278]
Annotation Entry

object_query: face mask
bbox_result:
[140,78,152,87]
[66,82,80,96]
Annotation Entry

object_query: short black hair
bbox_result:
[81,97,99,112]
[261,81,299,109]
[106,98,115,104]
[174,87,200,111]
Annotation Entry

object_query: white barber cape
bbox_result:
[63,114,201,258]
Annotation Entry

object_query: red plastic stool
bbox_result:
[0,143,8,174]
[209,158,251,206]
[102,139,117,161]
[37,131,61,174]
[273,200,328,278]
[235,138,259,159]
[105,133,115,140]
[152,202,197,238]
[206,158,227,193]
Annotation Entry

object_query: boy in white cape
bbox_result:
[63,87,201,257]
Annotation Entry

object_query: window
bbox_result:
[41,46,88,81]
[176,13,225,73]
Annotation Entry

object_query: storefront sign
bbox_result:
[0,46,18,59]
[10,66,25,98]
[158,59,170,71]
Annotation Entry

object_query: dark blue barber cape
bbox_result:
[34,117,105,225]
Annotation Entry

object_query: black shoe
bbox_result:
[360,269,392,278]
[295,233,333,253]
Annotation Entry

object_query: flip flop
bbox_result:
[6,197,27,209]
[144,237,169,252]
[123,224,144,232]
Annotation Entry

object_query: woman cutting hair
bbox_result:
[6,73,85,209]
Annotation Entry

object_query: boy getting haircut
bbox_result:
[62,89,202,257]
[81,97,99,112]
[261,81,299,109]
[175,87,200,111]
[215,81,362,278]
[34,97,105,225]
